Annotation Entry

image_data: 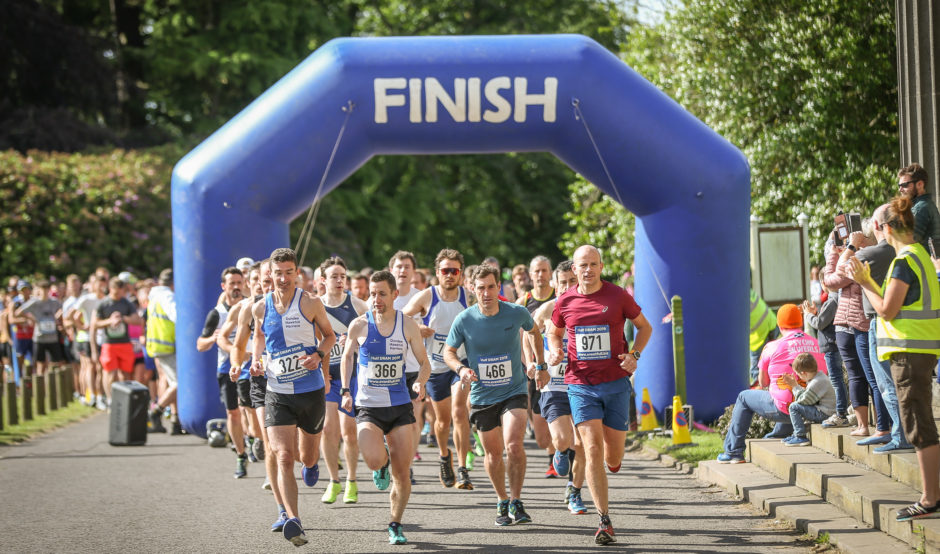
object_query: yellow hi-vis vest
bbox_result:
[749,289,776,351]
[876,243,940,361]
[146,296,175,356]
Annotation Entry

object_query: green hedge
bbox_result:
[0,146,185,280]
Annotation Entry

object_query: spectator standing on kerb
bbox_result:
[803,288,849,428]
[897,163,940,252]
[146,269,179,434]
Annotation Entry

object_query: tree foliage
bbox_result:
[559,176,636,276]
[622,0,898,260]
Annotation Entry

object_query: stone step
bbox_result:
[698,460,911,554]
[810,422,923,492]
[747,438,940,552]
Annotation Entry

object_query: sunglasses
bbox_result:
[439,267,461,276]
[898,180,917,189]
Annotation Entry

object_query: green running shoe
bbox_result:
[465,450,476,471]
[321,480,341,504]
[343,480,359,503]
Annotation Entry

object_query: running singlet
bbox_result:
[261,288,324,394]
[244,295,262,380]
[540,336,568,393]
[422,286,468,374]
[355,310,411,408]
[521,289,555,315]
[324,292,359,381]
[551,280,641,386]
[214,302,234,376]
[394,287,420,374]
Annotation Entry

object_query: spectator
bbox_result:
[782,353,837,446]
[511,263,531,300]
[823,227,889,439]
[146,268,179,434]
[717,304,826,463]
[803,289,849,427]
[350,273,369,302]
[847,195,940,521]
[809,265,823,306]
[897,163,940,252]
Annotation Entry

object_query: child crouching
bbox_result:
[782,353,836,446]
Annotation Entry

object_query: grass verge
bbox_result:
[631,429,723,467]
[1,391,98,445]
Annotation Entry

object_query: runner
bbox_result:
[249,247,335,546]
[532,260,588,514]
[12,280,65,377]
[444,264,545,526]
[402,248,474,490]
[339,270,431,545]
[517,255,556,478]
[71,275,108,409]
[318,255,367,504]
[61,274,83,399]
[90,277,143,405]
[548,245,653,544]
[195,267,249,478]
[389,251,423,483]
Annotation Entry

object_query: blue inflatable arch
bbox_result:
[172,34,750,436]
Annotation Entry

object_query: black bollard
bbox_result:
[58,369,69,407]
[21,374,32,421]
[35,373,46,417]
[5,381,16,426]
[48,370,58,412]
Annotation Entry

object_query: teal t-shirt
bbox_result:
[446,301,534,406]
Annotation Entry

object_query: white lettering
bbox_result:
[483,77,512,123]
[467,77,481,122]
[514,77,557,123]
[425,78,466,123]
[374,78,407,124]
[408,78,422,123]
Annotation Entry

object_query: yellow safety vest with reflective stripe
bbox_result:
[749,289,776,351]
[146,297,175,356]
[876,243,940,361]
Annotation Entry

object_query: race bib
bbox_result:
[365,353,403,387]
[574,325,611,360]
[329,334,344,366]
[270,345,310,382]
[430,333,448,363]
[106,321,127,339]
[545,337,567,385]
[478,353,511,387]
[38,320,57,334]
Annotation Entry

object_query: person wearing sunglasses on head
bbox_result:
[896,163,940,253]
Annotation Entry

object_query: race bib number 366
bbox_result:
[270,344,310,383]
[478,353,511,387]
[366,353,403,387]
[574,325,611,360]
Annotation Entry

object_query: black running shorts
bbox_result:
[265,388,325,435]
[249,375,267,409]
[355,403,416,435]
[469,393,529,433]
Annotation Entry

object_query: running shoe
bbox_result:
[873,442,915,455]
[414,452,422,462]
[170,421,184,435]
[271,511,288,532]
[148,409,166,433]
[821,413,850,428]
[421,421,431,436]
[495,500,512,526]
[246,438,259,463]
[427,434,438,449]
[282,517,307,546]
[373,459,391,491]
[410,467,417,485]
[857,434,891,446]
[553,449,571,476]
[262,477,272,491]
[568,488,588,514]
[897,501,940,521]
[545,465,560,478]
[473,433,485,456]
[466,450,476,471]
[321,481,342,504]
[565,484,576,503]
[595,514,616,545]
[784,436,810,447]
[234,454,248,479]
[456,466,474,490]
[509,499,532,524]
[302,463,319,487]
[343,480,359,503]
[387,522,407,545]
[439,450,456,487]
[716,452,745,464]
[606,461,622,474]
[252,438,265,461]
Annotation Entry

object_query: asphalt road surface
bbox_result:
[0,413,813,553]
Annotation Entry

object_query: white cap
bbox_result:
[117,271,137,284]
[236,257,254,271]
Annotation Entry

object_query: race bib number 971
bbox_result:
[477,353,512,387]
[574,325,611,360]
[366,353,404,387]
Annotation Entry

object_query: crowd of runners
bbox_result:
[1,242,650,547]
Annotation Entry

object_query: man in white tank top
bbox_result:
[249,248,336,547]
[340,270,431,545]
[389,250,424,483]
[402,248,474,490]
[532,260,588,515]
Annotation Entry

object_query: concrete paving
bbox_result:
[0,413,814,552]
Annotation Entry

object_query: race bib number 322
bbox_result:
[270,345,309,383]
[574,325,611,360]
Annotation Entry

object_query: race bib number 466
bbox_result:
[574,325,611,360]
[366,353,403,387]
[477,353,511,387]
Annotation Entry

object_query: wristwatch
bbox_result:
[340,387,350,396]
[315,349,326,359]
[534,363,547,371]
[630,350,641,361]
[847,244,857,252]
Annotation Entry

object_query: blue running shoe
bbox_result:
[873,441,915,455]
[271,511,288,533]
[387,522,407,545]
[716,452,745,464]
[302,463,319,487]
[373,460,391,491]
[282,517,307,546]
[495,500,511,526]
[567,488,588,514]
[509,499,532,524]
[784,436,810,447]
[552,450,570,477]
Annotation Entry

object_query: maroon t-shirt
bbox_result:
[551,280,641,385]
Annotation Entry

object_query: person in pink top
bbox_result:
[717,304,826,463]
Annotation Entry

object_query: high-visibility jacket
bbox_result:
[749,289,776,351]
[146,286,176,356]
[876,243,940,361]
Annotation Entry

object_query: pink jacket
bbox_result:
[759,329,827,414]
[822,247,871,332]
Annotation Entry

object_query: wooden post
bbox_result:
[58,368,69,407]
[21,372,33,421]
[35,373,46,416]
[47,370,58,412]
[5,381,16,426]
